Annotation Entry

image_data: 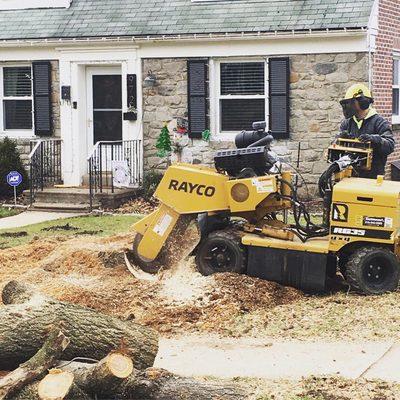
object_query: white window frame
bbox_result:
[211,58,269,141]
[0,64,35,138]
[393,56,400,125]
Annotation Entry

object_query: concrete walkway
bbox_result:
[155,335,399,382]
[0,210,82,230]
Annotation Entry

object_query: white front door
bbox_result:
[86,66,122,154]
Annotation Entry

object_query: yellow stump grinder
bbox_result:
[130,121,400,295]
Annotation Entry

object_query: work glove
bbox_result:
[358,134,382,145]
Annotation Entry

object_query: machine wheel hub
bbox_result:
[362,257,390,286]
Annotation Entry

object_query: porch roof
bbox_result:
[0,0,374,41]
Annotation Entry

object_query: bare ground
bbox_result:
[0,233,399,342]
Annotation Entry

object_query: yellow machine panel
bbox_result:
[154,163,230,214]
[329,177,400,252]
[242,234,329,254]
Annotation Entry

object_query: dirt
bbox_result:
[247,376,400,399]
[0,233,301,336]
[1,231,400,341]
[115,197,159,215]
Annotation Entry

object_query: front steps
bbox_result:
[25,187,139,212]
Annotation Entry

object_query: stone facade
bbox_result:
[12,60,60,168]
[142,53,369,194]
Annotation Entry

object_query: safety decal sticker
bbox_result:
[363,216,393,228]
[153,213,173,236]
[251,177,273,194]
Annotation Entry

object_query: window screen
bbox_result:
[2,66,33,130]
[393,59,400,116]
[220,62,264,95]
[219,62,265,132]
[3,67,32,97]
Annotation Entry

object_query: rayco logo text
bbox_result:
[168,180,216,197]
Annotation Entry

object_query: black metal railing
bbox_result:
[29,139,63,205]
[88,140,142,210]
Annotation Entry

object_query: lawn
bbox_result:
[0,207,20,219]
[0,214,141,249]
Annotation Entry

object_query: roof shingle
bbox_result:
[0,0,374,41]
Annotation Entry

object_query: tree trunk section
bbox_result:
[0,328,69,400]
[61,353,133,395]
[38,370,91,400]
[0,281,159,371]
[60,361,248,400]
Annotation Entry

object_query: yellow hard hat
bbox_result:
[344,83,372,100]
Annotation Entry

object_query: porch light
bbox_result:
[143,71,157,87]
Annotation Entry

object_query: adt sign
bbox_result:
[7,171,23,187]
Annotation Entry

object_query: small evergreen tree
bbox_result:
[0,137,28,198]
[156,124,172,158]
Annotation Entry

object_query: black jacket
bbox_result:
[340,113,395,178]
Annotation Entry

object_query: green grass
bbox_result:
[0,207,20,219]
[0,214,140,249]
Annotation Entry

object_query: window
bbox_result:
[0,66,33,133]
[217,61,267,135]
[393,58,400,124]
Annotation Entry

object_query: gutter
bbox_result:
[0,27,368,47]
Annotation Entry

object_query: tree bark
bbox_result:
[61,353,133,395]
[0,281,159,371]
[60,360,248,400]
[121,368,250,400]
[0,328,69,400]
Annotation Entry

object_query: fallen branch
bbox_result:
[0,281,159,371]
[0,328,69,400]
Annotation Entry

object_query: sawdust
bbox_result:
[247,376,400,400]
[0,233,301,336]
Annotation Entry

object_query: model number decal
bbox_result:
[332,227,366,236]
[331,226,393,240]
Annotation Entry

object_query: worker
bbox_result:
[339,83,395,178]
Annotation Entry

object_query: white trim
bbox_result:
[213,58,268,141]
[0,0,70,10]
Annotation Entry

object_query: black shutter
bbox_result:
[32,61,53,136]
[269,57,290,138]
[188,59,208,139]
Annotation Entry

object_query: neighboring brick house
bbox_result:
[0,0,398,205]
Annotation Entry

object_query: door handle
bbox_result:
[87,118,93,128]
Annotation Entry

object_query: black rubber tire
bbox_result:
[127,233,165,274]
[195,230,247,276]
[344,247,400,295]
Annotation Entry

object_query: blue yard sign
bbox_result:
[7,171,23,187]
[7,171,23,205]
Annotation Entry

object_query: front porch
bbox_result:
[26,138,142,211]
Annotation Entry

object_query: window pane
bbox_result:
[93,75,122,109]
[4,100,32,129]
[220,98,265,131]
[393,88,399,115]
[220,62,265,95]
[3,67,32,97]
[394,60,399,86]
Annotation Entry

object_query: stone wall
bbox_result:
[142,53,369,194]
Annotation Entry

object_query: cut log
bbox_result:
[61,352,133,395]
[60,359,249,400]
[38,370,91,400]
[0,328,69,400]
[121,367,250,400]
[0,281,159,371]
